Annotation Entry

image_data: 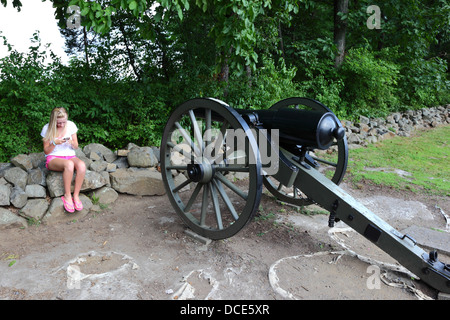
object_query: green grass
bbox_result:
[346,126,449,196]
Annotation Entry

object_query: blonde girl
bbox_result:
[41,107,86,213]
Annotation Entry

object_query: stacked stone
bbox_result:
[0,105,448,229]
[0,143,164,229]
[342,105,449,149]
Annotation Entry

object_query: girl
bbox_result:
[41,107,86,213]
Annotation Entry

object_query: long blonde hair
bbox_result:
[43,107,69,142]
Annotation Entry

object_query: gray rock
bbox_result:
[46,170,107,197]
[10,186,28,208]
[106,163,117,173]
[393,113,401,122]
[19,199,49,221]
[81,170,108,191]
[3,167,28,189]
[113,157,129,169]
[100,171,111,187]
[88,151,102,161]
[0,163,13,178]
[0,208,27,229]
[127,147,158,168]
[25,184,47,198]
[83,143,117,163]
[110,168,165,196]
[27,167,48,186]
[46,171,72,198]
[151,146,161,162]
[366,135,378,144]
[0,184,11,206]
[359,115,370,124]
[42,194,92,225]
[28,152,46,169]
[347,133,361,145]
[91,186,118,204]
[89,160,108,172]
[10,154,33,171]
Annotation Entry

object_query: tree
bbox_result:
[333,0,348,68]
[0,0,22,10]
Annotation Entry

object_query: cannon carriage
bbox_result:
[160,97,450,294]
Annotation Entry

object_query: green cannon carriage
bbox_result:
[160,97,450,294]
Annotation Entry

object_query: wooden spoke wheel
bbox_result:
[263,97,348,206]
[160,98,263,240]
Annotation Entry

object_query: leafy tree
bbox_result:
[0,0,448,161]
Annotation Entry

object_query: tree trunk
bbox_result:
[334,0,348,68]
[119,22,141,81]
[278,19,285,62]
[83,27,90,68]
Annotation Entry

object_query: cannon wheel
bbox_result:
[263,97,348,206]
[160,98,262,240]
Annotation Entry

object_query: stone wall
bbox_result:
[0,143,164,229]
[342,105,449,149]
[0,104,448,229]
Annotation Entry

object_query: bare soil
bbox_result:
[0,178,448,300]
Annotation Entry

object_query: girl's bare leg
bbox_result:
[48,158,75,203]
[69,157,86,203]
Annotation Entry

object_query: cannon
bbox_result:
[160,97,450,294]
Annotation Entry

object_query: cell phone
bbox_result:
[63,137,70,141]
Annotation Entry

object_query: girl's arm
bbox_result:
[43,138,63,155]
[69,133,79,150]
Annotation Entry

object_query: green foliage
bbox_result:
[397,56,450,110]
[339,47,401,118]
[223,57,301,110]
[0,0,449,162]
[0,32,62,161]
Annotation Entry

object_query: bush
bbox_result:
[339,47,401,119]
[398,56,449,109]
[0,35,62,161]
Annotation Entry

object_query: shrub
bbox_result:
[339,47,401,119]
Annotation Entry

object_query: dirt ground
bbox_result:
[0,177,448,301]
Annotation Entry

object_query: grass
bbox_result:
[345,126,449,196]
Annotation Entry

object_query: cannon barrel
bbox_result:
[237,108,345,150]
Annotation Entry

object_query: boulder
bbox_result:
[46,171,72,197]
[10,154,33,171]
[81,170,108,191]
[42,194,92,225]
[89,160,108,172]
[0,185,11,206]
[25,184,47,198]
[0,163,13,178]
[110,168,165,196]
[28,152,46,169]
[46,170,107,197]
[83,143,117,163]
[91,186,118,204]
[0,208,27,229]
[127,146,158,168]
[3,167,28,189]
[19,199,49,221]
[10,186,28,208]
[27,167,48,186]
